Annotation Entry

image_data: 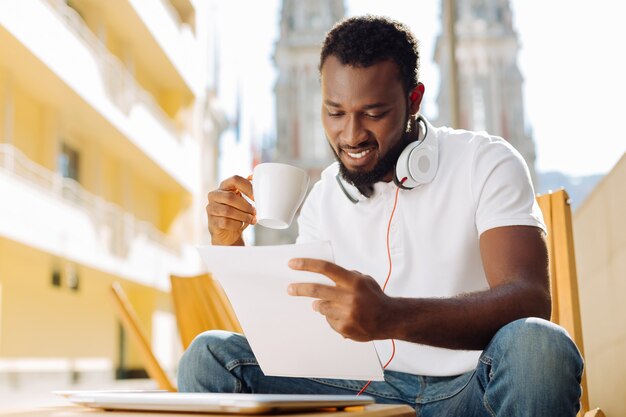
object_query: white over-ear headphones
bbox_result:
[336,115,439,203]
[393,115,438,189]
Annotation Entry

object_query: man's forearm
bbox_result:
[385,281,551,350]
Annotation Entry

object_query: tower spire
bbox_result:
[257,0,345,245]
[434,0,537,184]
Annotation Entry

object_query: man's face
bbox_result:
[320,56,422,188]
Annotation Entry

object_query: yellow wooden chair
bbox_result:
[109,275,242,390]
[109,282,176,391]
[536,189,605,417]
[111,191,602,414]
[170,273,243,350]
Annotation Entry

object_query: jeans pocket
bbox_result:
[225,358,259,372]
[478,355,494,386]
[415,370,475,404]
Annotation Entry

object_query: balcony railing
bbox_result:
[0,143,180,256]
[44,0,181,141]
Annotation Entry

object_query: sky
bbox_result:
[213,0,626,179]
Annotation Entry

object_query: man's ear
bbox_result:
[409,83,425,115]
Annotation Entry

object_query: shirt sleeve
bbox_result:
[296,182,323,243]
[471,137,546,236]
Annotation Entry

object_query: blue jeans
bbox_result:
[178,318,583,416]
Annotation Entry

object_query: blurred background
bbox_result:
[0,0,624,413]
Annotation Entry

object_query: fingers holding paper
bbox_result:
[288,258,392,342]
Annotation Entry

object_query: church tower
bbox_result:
[257,0,345,245]
[434,0,537,183]
[272,0,345,180]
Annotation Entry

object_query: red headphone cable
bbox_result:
[356,177,406,396]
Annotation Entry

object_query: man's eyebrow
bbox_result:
[362,103,387,110]
[323,100,388,109]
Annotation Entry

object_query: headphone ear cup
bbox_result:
[394,141,420,189]
[407,145,437,185]
[394,140,438,189]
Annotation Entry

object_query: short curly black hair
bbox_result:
[319,15,420,94]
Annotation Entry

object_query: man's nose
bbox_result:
[341,115,368,147]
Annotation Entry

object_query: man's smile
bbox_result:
[341,146,377,169]
[346,148,372,159]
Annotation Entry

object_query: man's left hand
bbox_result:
[287,258,392,342]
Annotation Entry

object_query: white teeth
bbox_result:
[347,149,372,159]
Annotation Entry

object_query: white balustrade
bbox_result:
[44,0,181,140]
[0,143,179,255]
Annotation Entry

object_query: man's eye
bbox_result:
[365,112,386,120]
[327,111,344,117]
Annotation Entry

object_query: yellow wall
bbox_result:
[0,237,173,370]
[99,151,121,208]
[68,0,181,119]
[0,71,6,143]
[0,238,116,359]
[6,81,172,234]
[574,153,626,416]
[10,88,62,173]
[12,87,43,165]
[40,108,60,171]
[0,281,3,351]
[132,170,161,228]
[0,0,212,387]
[80,138,101,196]
[161,190,189,233]
[159,90,185,119]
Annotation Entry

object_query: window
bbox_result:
[473,0,487,19]
[58,143,80,182]
[51,268,62,288]
[67,264,80,292]
[68,270,80,292]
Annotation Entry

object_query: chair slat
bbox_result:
[170,274,243,350]
[537,189,593,415]
[110,282,176,392]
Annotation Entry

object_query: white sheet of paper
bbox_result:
[197,241,384,381]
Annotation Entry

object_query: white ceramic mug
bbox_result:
[252,163,310,229]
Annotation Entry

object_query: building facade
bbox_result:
[0,0,224,391]
[573,153,626,417]
[256,0,344,245]
[434,0,537,183]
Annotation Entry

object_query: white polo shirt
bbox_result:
[295,119,545,377]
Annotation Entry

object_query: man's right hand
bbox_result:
[206,175,256,246]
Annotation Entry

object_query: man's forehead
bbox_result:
[320,56,404,102]
[321,55,401,79]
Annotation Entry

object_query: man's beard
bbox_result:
[331,118,413,197]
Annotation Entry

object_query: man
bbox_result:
[179,16,583,416]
